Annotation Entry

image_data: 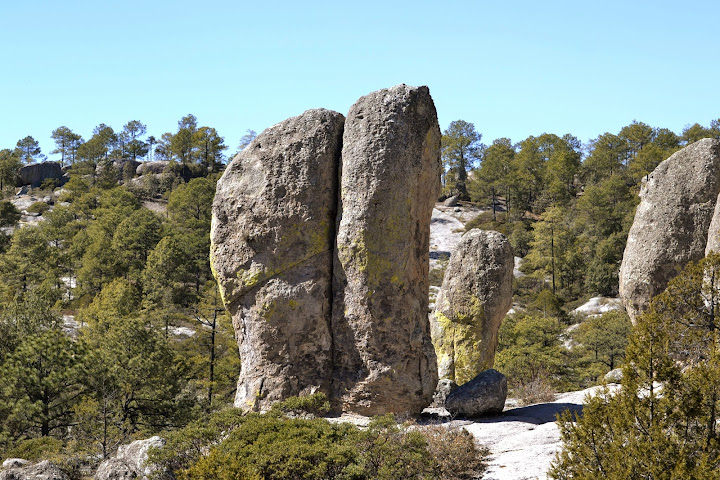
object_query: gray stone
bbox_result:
[431,378,458,407]
[136,161,169,176]
[0,460,69,480]
[16,162,62,188]
[211,108,344,412]
[94,436,166,480]
[445,369,507,417]
[1,460,28,469]
[604,368,623,383]
[431,230,514,385]
[443,195,459,207]
[332,84,441,415]
[619,138,720,321]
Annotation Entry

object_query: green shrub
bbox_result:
[3,436,64,461]
[26,201,50,215]
[151,396,490,480]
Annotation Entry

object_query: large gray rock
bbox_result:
[211,108,344,412]
[431,230,513,385]
[445,369,507,417]
[94,436,166,480]
[16,162,62,188]
[135,161,169,176]
[619,138,720,321]
[0,460,69,480]
[331,84,441,415]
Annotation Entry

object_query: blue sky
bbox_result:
[1,0,718,160]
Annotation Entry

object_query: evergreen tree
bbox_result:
[441,120,483,200]
[15,136,44,164]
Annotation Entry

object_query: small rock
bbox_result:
[445,369,507,417]
[2,459,29,469]
[0,460,69,480]
[431,378,458,407]
[443,195,459,207]
[604,368,623,383]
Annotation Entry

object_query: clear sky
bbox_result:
[1,0,719,161]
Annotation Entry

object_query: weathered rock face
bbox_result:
[331,85,441,415]
[211,108,344,412]
[94,436,167,480]
[136,161,169,176]
[445,368,507,417]
[0,460,69,480]
[16,162,63,188]
[619,138,720,321]
[431,229,513,385]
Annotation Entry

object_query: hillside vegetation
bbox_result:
[0,116,719,477]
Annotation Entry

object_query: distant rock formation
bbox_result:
[332,84,441,415]
[619,138,720,321]
[211,85,441,415]
[0,460,69,480]
[95,436,168,480]
[16,161,62,188]
[136,160,169,176]
[212,108,344,411]
[431,230,513,385]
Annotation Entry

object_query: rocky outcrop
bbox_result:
[16,162,62,188]
[211,85,441,416]
[331,84,441,415]
[211,108,344,412]
[94,436,166,480]
[619,139,720,321]
[0,460,69,480]
[431,378,459,407]
[136,161,169,176]
[431,230,513,385]
[445,369,507,417]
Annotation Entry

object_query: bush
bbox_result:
[26,201,50,215]
[151,395,490,480]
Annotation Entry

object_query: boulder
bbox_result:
[211,108,344,412]
[604,368,623,383]
[136,161,169,176]
[445,369,507,417]
[619,138,720,321]
[431,378,458,407]
[1,460,28,469]
[16,162,62,188]
[431,230,514,385]
[0,460,69,480]
[443,195,459,207]
[94,436,166,480]
[331,84,442,415]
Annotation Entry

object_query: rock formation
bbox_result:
[445,369,507,417]
[95,436,168,480]
[211,108,344,412]
[619,138,720,321]
[211,85,442,415]
[431,229,514,385]
[16,162,63,188]
[0,460,69,480]
[331,85,441,415]
[136,161,169,176]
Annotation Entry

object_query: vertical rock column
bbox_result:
[332,85,442,415]
[210,109,344,412]
[619,138,720,322]
[430,230,514,385]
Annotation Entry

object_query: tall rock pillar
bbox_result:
[210,109,344,412]
[332,85,442,415]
